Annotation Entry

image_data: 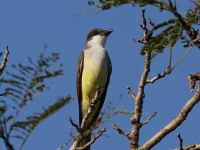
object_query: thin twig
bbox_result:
[146,45,193,84]
[81,86,104,129]
[171,45,193,71]
[167,1,200,48]
[113,124,130,139]
[142,112,157,126]
[187,72,200,92]
[127,86,136,101]
[173,144,200,150]
[140,82,200,150]
[130,9,154,149]
[0,45,9,76]
[69,117,79,131]
[75,128,106,150]
[177,133,183,150]
[69,86,105,150]
[168,45,173,69]
[134,9,155,46]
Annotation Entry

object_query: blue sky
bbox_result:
[0,1,199,150]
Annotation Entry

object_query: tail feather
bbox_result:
[78,133,91,150]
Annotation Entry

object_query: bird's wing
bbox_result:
[76,51,84,125]
[91,54,112,124]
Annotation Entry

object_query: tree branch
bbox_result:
[140,81,200,150]
[81,86,104,129]
[142,112,157,126]
[75,128,106,150]
[187,72,200,92]
[69,86,105,150]
[127,86,136,101]
[0,45,9,76]
[167,0,200,48]
[177,133,183,150]
[113,124,130,139]
[173,144,200,150]
[69,117,79,131]
[146,45,193,84]
[129,9,154,149]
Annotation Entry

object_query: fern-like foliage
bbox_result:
[88,0,169,10]
[141,19,184,55]
[15,96,71,150]
[0,51,71,150]
[88,0,200,54]
[140,9,200,55]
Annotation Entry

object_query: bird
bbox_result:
[76,28,112,150]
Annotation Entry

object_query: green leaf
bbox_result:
[12,96,71,149]
[0,105,6,116]
[141,23,183,55]
[1,52,64,108]
[88,0,167,10]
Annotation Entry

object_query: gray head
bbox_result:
[85,28,113,48]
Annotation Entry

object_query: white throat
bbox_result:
[86,35,107,48]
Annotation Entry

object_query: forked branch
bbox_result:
[69,86,105,150]
[140,80,200,150]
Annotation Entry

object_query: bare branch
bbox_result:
[69,86,105,150]
[171,46,193,71]
[130,9,153,149]
[142,112,157,126]
[113,124,130,139]
[134,9,155,46]
[69,117,79,131]
[146,45,193,84]
[146,70,171,84]
[127,86,136,101]
[140,82,200,150]
[75,128,106,150]
[177,133,183,150]
[81,85,104,129]
[167,1,200,48]
[188,72,200,92]
[0,45,9,76]
[173,144,200,150]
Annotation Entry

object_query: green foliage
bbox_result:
[1,52,63,108]
[14,96,71,150]
[0,51,71,149]
[141,19,184,55]
[87,0,169,10]
[88,0,200,55]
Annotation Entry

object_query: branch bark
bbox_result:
[69,86,105,150]
[167,1,200,48]
[0,45,9,76]
[174,144,200,150]
[129,10,154,149]
[140,81,200,150]
[129,52,151,149]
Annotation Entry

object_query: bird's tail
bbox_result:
[78,133,91,150]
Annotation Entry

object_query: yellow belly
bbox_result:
[81,56,108,121]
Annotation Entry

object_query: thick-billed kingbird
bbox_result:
[76,28,112,149]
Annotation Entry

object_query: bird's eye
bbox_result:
[93,31,98,36]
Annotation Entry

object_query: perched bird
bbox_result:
[76,28,112,149]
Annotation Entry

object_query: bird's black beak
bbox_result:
[103,29,113,36]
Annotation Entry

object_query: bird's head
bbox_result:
[85,28,113,48]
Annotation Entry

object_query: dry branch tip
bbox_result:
[112,124,130,139]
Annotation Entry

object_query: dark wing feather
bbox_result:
[91,54,112,124]
[76,51,84,125]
